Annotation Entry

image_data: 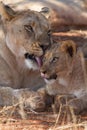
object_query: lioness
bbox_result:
[0,2,52,89]
[40,40,87,114]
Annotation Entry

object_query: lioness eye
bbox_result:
[52,57,58,63]
[24,25,33,33]
[47,30,51,37]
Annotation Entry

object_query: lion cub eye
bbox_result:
[51,57,58,63]
[24,25,33,33]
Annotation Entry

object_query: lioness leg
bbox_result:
[0,87,45,112]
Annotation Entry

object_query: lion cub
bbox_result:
[40,40,87,114]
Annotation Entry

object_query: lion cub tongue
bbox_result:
[35,57,42,67]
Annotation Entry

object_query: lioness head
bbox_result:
[40,40,77,84]
[0,2,52,70]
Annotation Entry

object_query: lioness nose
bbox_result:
[24,53,35,60]
[24,53,29,59]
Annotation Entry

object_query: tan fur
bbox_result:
[0,2,53,89]
[41,40,87,114]
[0,87,45,111]
[0,2,15,21]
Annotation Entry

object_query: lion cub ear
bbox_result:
[40,7,50,19]
[0,1,16,21]
[60,40,77,57]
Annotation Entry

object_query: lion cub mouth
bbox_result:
[24,53,42,67]
[41,72,57,80]
[41,72,56,84]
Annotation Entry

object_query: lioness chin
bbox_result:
[40,40,87,114]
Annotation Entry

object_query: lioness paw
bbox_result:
[24,93,45,112]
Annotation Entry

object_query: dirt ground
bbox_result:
[0,98,87,130]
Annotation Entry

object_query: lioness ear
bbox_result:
[60,40,77,57]
[0,1,16,21]
[40,7,50,19]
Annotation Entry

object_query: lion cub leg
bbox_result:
[68,94,87,114]
[54,94,76,113]
[54,94,87,114]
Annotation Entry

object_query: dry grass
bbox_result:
[0,98,86,130]
[49,106,87,130]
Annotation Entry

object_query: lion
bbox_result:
[40,40,87,114]
[0,2,53,89]
[0,2,53,111]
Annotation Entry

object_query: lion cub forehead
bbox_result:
[44,43,60,59]
[46,43,60,54]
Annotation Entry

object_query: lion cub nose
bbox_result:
[41,70,47,74]
[40,69,47,78]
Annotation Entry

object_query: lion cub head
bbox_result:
[40,40,77,84]
[0,2,52,70]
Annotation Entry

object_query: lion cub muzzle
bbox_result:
[41,69,57,80]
